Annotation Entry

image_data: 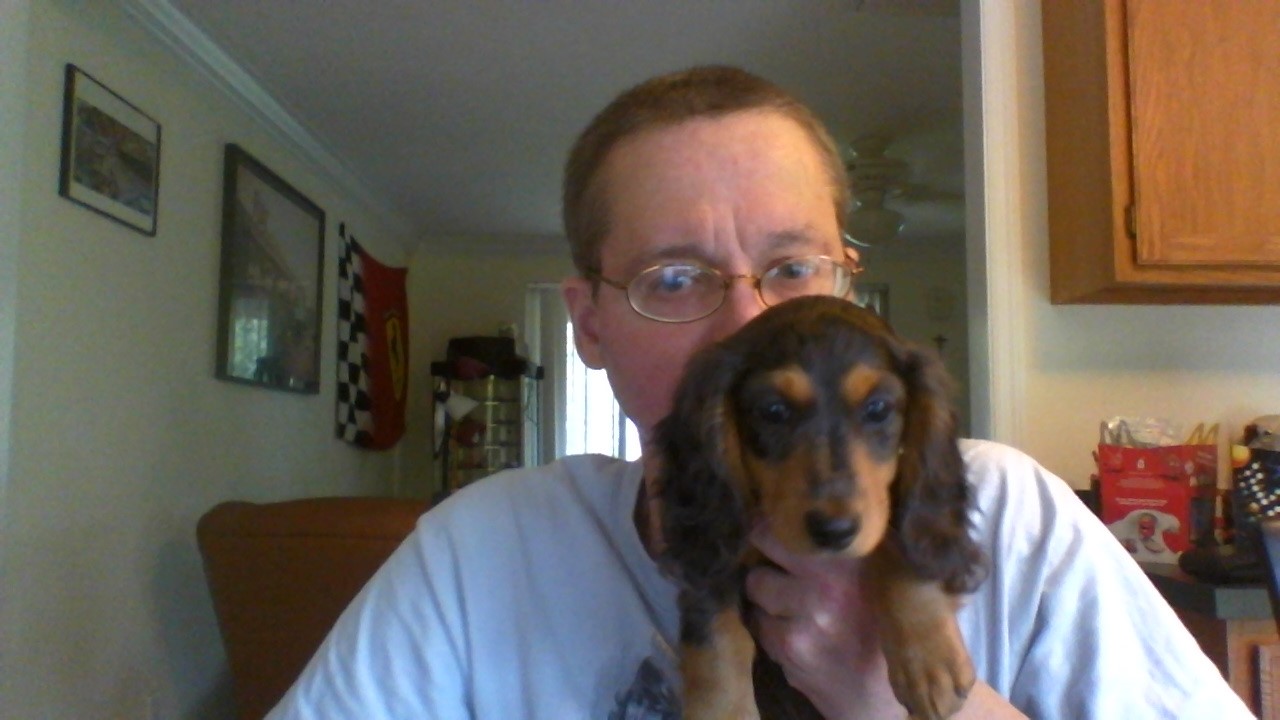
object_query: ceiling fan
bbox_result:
[839,133,962,245]
[842,135,909,248]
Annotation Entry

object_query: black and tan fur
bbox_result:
[656,295,987,720]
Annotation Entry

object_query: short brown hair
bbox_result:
[562,65,849,277]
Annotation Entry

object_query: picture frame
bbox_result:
[215,144,326,394]
[58,64,162,236]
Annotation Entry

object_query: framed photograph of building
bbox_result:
[215,144,326,394]
[58,64,162,235]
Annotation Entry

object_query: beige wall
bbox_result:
[0,1,411,717]
[994,2,1280,489]
[859,236,971,435]
[402,236,574,498]
[0,0,28,716]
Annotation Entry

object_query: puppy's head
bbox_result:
[721,298,909,558]
[661,295,980,587]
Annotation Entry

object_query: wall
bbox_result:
[0,0,29,714]
[0,1,411,718]
[402,236,574,498]
[1,0,29,486]
[993,2,1280,488]
[859,236,971,435]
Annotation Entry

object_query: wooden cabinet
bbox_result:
[1175,609,1278,716]
[1042,0,1280,303]
[1143,562,1279,715]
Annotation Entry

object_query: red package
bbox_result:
[1096,422,1218,562]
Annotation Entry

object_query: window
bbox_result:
[228,293,271,379]
[526,284,640,462]
[561,323,641,460]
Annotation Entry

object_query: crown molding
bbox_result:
[120,0,415,242]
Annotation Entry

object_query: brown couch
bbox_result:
[197,496,431,720]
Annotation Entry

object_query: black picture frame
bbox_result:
[215,144,326,394]
[58,63,162,236]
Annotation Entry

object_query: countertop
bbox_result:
[1141,561,1274,620]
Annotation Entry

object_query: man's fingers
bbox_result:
[751,607,788,664]
[751,601,824,672]
[744,563,799,617]
[749,522,807,572]
[750,523,863,580]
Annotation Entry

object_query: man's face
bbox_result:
[562,110,847,446]
[1138,513,1157,539]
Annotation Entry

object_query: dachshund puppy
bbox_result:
[656,295,987,720]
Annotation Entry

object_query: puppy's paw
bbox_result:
[682,654,761,720]
[682,693,761,720]
[681,607,762,720]
[881,613,975,720]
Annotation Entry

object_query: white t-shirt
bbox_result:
[267,440,1251,719]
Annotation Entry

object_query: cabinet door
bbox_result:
[1127,0,1280,267]
[1043,0,1280,303]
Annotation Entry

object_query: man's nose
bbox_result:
[711,279,766,339]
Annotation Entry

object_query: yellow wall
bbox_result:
[0,1,411,716]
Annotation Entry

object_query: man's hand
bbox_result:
[746,526,1027,720]
[745,525,907,719]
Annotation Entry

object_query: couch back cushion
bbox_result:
[197,496,430,720]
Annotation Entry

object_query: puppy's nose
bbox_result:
[805,510,858,550]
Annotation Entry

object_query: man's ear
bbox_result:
[843,244,861,270]
[561,276,605,369]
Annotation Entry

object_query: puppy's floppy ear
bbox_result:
[658,342,751,593]
[889,339,987,595]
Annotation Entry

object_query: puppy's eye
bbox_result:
[756,400,791,424]
[862,398,892,424]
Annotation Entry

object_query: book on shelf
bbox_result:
[1259,643,1280,720]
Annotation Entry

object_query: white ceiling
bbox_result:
[158,0,963,242]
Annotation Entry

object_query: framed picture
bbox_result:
[58,64,162,235]
[215,144,326,394]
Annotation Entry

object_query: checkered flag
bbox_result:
[335,225,374,445]
[334,224,409,449]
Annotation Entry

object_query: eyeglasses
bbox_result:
[588,254,863,323]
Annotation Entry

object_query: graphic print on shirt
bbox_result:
[608,657,679,720]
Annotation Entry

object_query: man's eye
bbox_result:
[643,266,704,295]
[756,400,791,424]
[862,398,892,424]
[773,258,818,281]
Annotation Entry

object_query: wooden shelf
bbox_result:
[1142,561,1278,713]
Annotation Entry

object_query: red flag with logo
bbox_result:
[336,228,408,449]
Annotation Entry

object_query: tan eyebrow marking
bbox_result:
[841,366,884,407]
[767,365,815,405]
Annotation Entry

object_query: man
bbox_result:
[269,66,1249,719]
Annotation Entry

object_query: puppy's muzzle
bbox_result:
[804,510,859,550]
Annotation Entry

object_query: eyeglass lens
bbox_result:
[627,256,853,322]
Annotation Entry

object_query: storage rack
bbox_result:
[431,336,542,497]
